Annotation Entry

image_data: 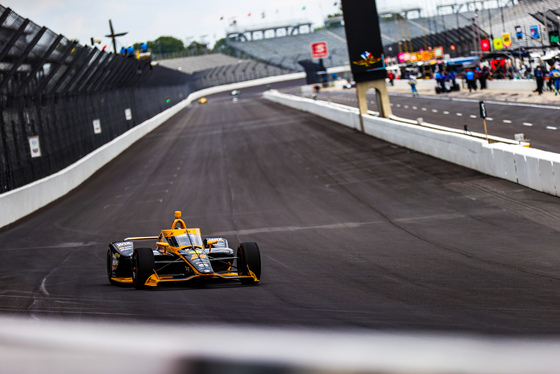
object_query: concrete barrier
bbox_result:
[487,79,535,91]
[0,74,305,228]
[3,315,560,374]
[263,90,560,199]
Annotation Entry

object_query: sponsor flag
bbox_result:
[502,33,512,47]
[550,30,560,46]
[311,42,328,58]
[493,38,504,50]
[480,39,491,51]
[530,25,540,39]
[515,25,523,40]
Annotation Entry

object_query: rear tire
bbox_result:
[132,248,154,289]
[237,242,261,284]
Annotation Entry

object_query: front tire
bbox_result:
[237,242,261,284]
[132,248,154,289]
[107,249,118,285]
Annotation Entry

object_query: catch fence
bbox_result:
[0,6,288,194]
[0,6,196,193]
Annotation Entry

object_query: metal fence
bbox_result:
[0,6,203,194]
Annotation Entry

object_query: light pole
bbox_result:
[105,19,127,54]
[473,10,482,58]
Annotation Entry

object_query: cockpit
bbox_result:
[166,232,203,248]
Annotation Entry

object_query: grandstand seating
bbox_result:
[228,28,350,71]
[502,0,560,49]
[227,8,511,71]
[156,54,242,74]
[157,2,548,76]
[179,57,292,90]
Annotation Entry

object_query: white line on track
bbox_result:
[412,106,417,110]
[547,126,557,130]
[456,113,463,116]
[486,117,493,121]
[389,93,560,110]
[443,111,449,114]
[422,108,427,111]
[523,122,533,127]
[503,120,512,123]
[470,115,477,118]
[432,109,438,112]
[40,278,50,296]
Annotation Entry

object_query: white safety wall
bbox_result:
[0,73,305,229]
[263,90,560,198]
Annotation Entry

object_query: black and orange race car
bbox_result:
[106,211,261,289]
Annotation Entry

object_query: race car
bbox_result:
[106,211,261,289]
[198,97,208,104]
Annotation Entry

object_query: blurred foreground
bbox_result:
[2,316,560,374]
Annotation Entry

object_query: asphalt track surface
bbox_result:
[2,81,560,335]
[310,89,560,153]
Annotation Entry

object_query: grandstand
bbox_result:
[226,10,503,71]
[500,0,560,49]
[224,0,555,72]
[189,58,291,90]
[226,19,313,41]
[228,28,350,72]
[157,53,242,74]
[156,53,292,90]
[381,8,501,55]
[150,1,555,78]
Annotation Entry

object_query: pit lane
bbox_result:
[1,82,560,335]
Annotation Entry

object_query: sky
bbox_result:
[2,0,447,51]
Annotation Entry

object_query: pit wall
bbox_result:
[0,73,305,229]
[263,90,560,197]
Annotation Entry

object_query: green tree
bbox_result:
[212,38,236,56]
[186,41,209,56]
[147,36,185,55]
